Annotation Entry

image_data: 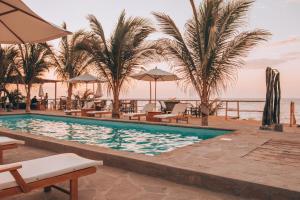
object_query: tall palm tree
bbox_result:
[16,43,53,113]
[154,0,271,125]
[0,45,18,97]
[53,23,92,110]
[79,11,157,118]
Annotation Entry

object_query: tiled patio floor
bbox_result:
[4,145,243,200]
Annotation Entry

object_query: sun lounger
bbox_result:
[154,103,189,123]
[86,110,112,117]
[123,103,155,120]
[0,137,24,164]
[64,109,81,116]
[86,104,113,117]
[0,153,102,200]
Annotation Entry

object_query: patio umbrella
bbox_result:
[94,83,103,98]
[131,67,179,105]
[38,84,44,99]
[0,0,71,44]
[68,73,106,91]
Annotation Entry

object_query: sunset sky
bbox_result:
[23,0,300,99]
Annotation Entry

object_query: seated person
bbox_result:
[30,96,38,109]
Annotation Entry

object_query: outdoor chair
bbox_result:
[0,153,101,200]
[0,136,24,164]
[123,103,155,120]
[86,104,112,117]
[154,103,189,123]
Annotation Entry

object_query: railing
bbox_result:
[46,98,266,120]
[220,100,265,120]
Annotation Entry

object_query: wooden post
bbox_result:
[237,101,240,119]
[225,101,228,120]
[16,83,19,109]
[70,179,78,200]
[54,82,57,110]
[290,101,296,127]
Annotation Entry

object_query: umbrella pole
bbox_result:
[149,81,152,103]
[155,79,157,109]
[86,83,88,92]
[54,82,57,110]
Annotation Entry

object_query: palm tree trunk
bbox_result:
[67,83,73,110]
[112,89,120,118]
[201,86,209,126]
[25,85,31,113]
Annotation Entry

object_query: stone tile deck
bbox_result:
[4,145,242,200]
[1,110,300,199]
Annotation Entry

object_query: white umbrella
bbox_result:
[68,73,106,92]
[0,0,71,44]
[38,84,44,98]
[131,67,179,105]
[94,83,103,98]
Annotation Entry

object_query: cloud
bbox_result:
[271,36,300,47]
[245,51,300,69]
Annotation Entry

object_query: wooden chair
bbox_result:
[123,103,155,120]
[154,103,189,123]
[0,137,24,164]
[0,153,101,200]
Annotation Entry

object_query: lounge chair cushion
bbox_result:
[0,137,24,146]
[0,153,102,190]
[154,114,177,119]
[64,109,81,113]
[87,111,112,115]
[123,112,146,117]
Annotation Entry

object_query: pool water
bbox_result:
[0,114,231,155]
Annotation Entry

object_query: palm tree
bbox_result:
[0,45,18,97]
[154,0,271,125]
[79,11,157,118]
[16,43,53,113]
[53,23,92,110]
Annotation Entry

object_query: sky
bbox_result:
[22,0,300,99]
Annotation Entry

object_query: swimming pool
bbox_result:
[0,114,231,155]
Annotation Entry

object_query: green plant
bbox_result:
[52,23,93,110]
[79,11,158,118]
[0,45,18,97]
[154,0,270,125]
[15,43,53,112]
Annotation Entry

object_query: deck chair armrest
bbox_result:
[0,163,22,173]
[0,163,29,192]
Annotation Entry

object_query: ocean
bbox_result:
[216,98,300,124]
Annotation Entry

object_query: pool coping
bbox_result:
[0,113,299,199]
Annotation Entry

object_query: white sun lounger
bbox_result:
[154,103,189,123]
[0,153,102,200]
[86,110,112,117]
[64,109,81,116]
[86,104,112,117]
[0,136,24,164]
[123,103,155,120]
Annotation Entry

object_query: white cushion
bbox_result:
[141,103,155,113]
[64,109,81,113]
[0,153,102,190]
[171,103,188,114]
[87,111,111,114]
[154,114,177,119]
[0,137,24,146]
[123,112,146,117]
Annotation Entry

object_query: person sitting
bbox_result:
[31,96,38,109]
